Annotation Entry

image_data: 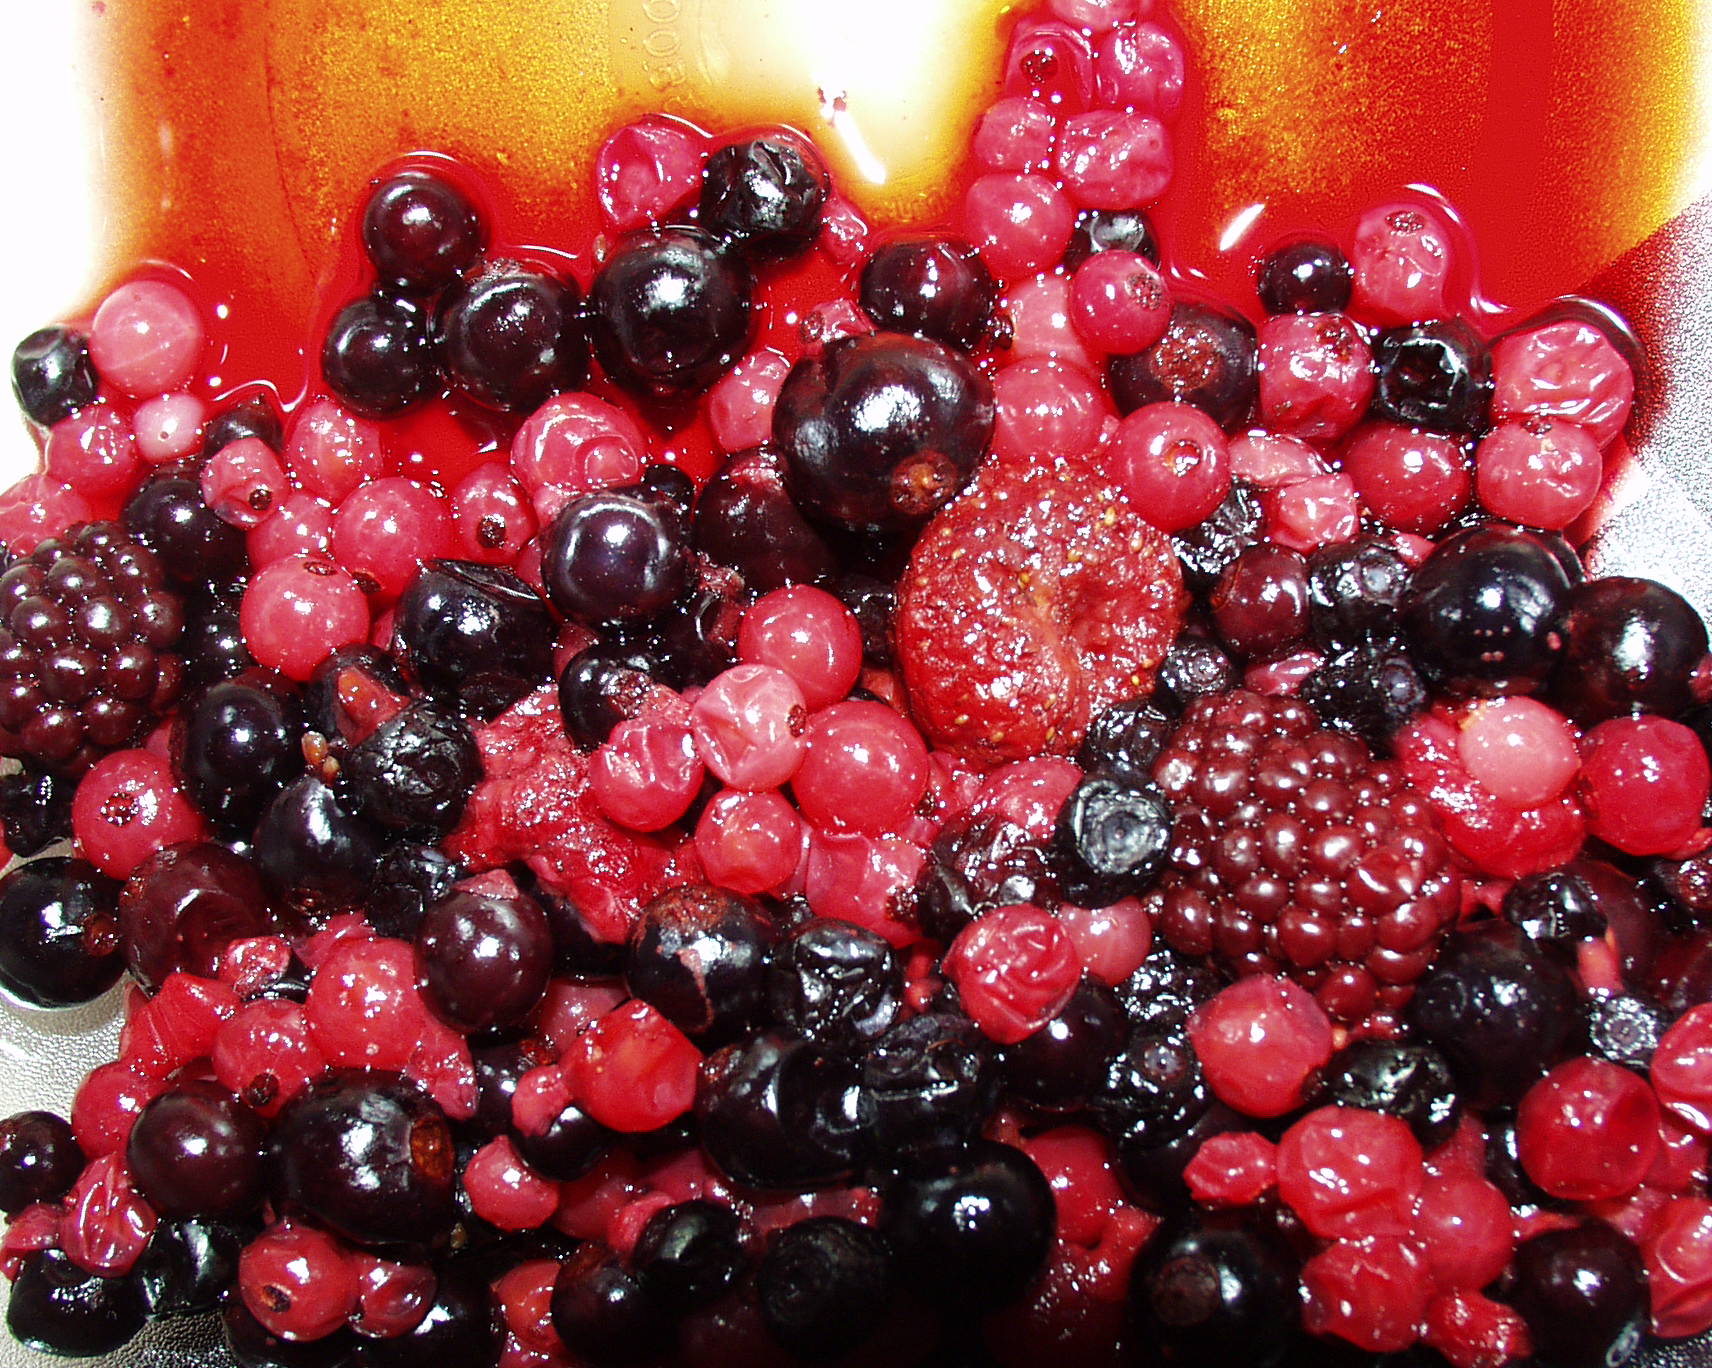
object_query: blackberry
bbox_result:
[1146,690,1460,1029]
[1298,639,1427,750]
[0,521,185,773]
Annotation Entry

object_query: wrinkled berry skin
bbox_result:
[12,326,99,426]
[6,1248,146,1359]
[344,701,480,837]
[392,560,557,719]
[1321,1039,1461,1148]
[1400,526,1573,697]
[1501,871,1606,954]
[1509,1223,1648,1368]
[765,918,902,1054]
[698,135,830,258]
[588,227,754,398]
[0,856,124,1009]
[1052,776,1173,906]
[1553,576,1710,724]
[626,885,774,1041]
[774,331,996,530]
[757,1216,893,1359]
[1370,319,1494,435]
[863,1012,1001,1161]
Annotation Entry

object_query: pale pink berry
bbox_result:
[331,477,454,602]
[1047,0,1151,34]
[962,173,1075,281]
[738,585,864,711]
[1228,431,1327,489]
[1341,422,1471,534]
[1475,417,1603,530]
[706,348,791,453]
[1093,23,1186,118]
[1265,472,1361,554]
[451,462,538,564]
[694,788,806,896]
[818,195,872,268]
[690,663,808,791]
[132,392,207,464]
[89,279,205,396]
[1004,272,1100,369]
[1349,202,1455,327]
[510,392,648,516]
[1108,400,1230,532]
[972,98,1058,174]
[1069,250,1171,354]
[1057,898,1152,985]
[589,717,703,832]
[801,830,924,947]
[594,115,710,232]
[0,475,93,554]
[1257,312,1376,442]
[792,700,931,836]
[286,397,386,503]
[1003,20,1096,112]
[1456,697,1581,807]
[1491,317,1636,446]
[202,436,288,529]
[1053,110,1171,209]
[991,356,1111,462]
[44,406,141,498]
[248,492,334,566]
[240,554,371,681]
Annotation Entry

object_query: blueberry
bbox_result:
[0,1110,83,1214]
[625,885,774,1041]
[392,559,557,718]
[123,465,249,586]
[863,1012,1000,1162]
[1052,776,1173,906]
[1003,975,1126,1112]
[692,444,836,592]
[1371,319,1494,435]
[1501,870,1606,954]
[1585,993,1670,1072]
[587,227,753,397]
[1553,575,1710,724]
[1063,207,1161,270]
[556,641,665,749]
[344,700,480,836]
[1299,640,1427,749]
[1094,1025,1210,1144]
[1107,300,1257,431]
[1127,1211,1300,1367]
[252,775,382,917]
[1306,537,1412,649]
[0,856,123,1009]
[1400,525,1573,697]
[1321,1039,1461,1148]
[859,235,997,351]
[883,1140,1054,1306]
[1172,480,1266,599]
[697,1032,871,1188]
[1154,633,1238,712]
[0,766,73,858]
[698,134,830,258]
[765,918,902,1054]
[11,325,99,426]
[757,1217,892,1359]
[632,1200,746,1311]
[1078,699,1173,788]
[1113,940,1219,1035]
[540,488,691,626]
[774,331,995,529]
[1254,238,1353,315]
[361,168,486,292]
[202,394,283,457]
[1115,1100,1242,1210]
[134,1216,247,1320]
[174,678,303,834]
[435,261,589,411]
[551,1243,671,1366]
[1509,1224,1648,1368]
[6,1248,146,1359]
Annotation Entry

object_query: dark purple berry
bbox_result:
[321,293,437,417]
[202,394,283,457]
[252,774,383,918]
[1371,319,1493,435]
[632,1200,745,1311]
[392,560,556,719]
[0,1110,83,1214]
[363,1265,501,1365]
[361,168,486,291]
[765,918,901,1054]
[344,700,480,836]
[862,1012,999,1162]
[6,1248,146,1359]
[1509,1223,1648,1368]
[416,890,553,1033]
[1299,641,1427,750]
[1053,777,1173,907]
[1064,207,1161,270]
[1553,576,1709,723]
[1079,700,1173,788]
[119,840,274,990]
[859,236,997,351]
[1003,976,1125,1112]
[0,856,123,1008]
[550,1243,671,1366]
[435,261,589,411]
[0,766,73,858]
[698,134,829,258]
[1306,537,1412,649]
[123,465,248,587]
[1255,238,1353,315]
[1172,481,1265,599]
[173,677,302,834]
[1154,634,1237,712]
[135,1216,246,1320]
[127,1080,267,1220]
[12,326,99,426]
[1584,993,1670,1072]
[540,488,691,626]
[1107,300,1257,431]
[757,1216,891,1359]
[1322,1039,1461,1148]
[692,444,836,592]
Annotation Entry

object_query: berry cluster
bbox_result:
[0,0,1709,1364]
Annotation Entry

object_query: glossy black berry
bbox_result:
[1094,1026,1210,1145]
[1078,699,1173,788]
[1371,320,1493,435]
[361,168,486,291]
[1553,576,1709,724]
[1114,941,1219,1035]
[692,444,836,593]
[0,856,123,1008]
[698,134,829,257]
[1004,976,1126,1112]
[274,1072,456,1248]
[883,1140,1054,1306]
[834,572,897,668]
[757,1216,892,1360]
[1154,633,1238,712]
[1107,300,1257,431]
[0,1110,82,1214]
[222,1298,365,1367]
[1407,926,1580,1108]
[641,574,745,690]
[859,236,997,351]
[0,766,73,858]
[181,583,255,687]
[322,293,438,417]
[1129,1211,1300,1368]
[1322,1040,1461,1148]
[202,394,283,457]
[123,465,248,587]
[862,1012,1000,1162]
[916,814,1057,942]
[1400,525,1573,697]
[127,1080,267,1219]
[392,559,556,718]
[174,678,302,834]
[774,331,996,529]
[417,890,553,1033]
[1052,776,1173,906]
[556,642,664,750]
[1255,238,1353,315]
[6,1248,146,1359]
[11,325,99,426]
[551,1243,672,1366]
[511,1093,610,1182]
[1064,207,1161,270]
[118,840,273,990]
[638,461,697,514]
[696,1031,871,1188]
[765,918,900,1054]
[302,645,410,748]
[434,260,589,411]
[1502,870,1606,954]
[134,1216,246,1320]
[588,227,753,397]
[364,1265,501,1365]
[1509,1224,1648,1368]
[1306,537,1411,649]
[633,1200,745,1311]
[1172,481,1265,599]
[1585,993,1670,1072]
[540,488,691,626]
[344,700,480,836]
[1210,543,1312,659]
[1299,641,1427,750]
[626,885,773,1041]
[252,775,382,916]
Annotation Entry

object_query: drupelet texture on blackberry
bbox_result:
[1144,689,1460,1030]
[0,522,185,774]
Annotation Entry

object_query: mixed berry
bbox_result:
[0,0,1707,1364]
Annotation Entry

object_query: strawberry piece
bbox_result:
[896,451,1186,764]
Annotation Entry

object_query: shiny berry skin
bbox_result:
[391,559,555,718]
[1300,1234,1432,1355]
[690,662,807,791]
[274,1072,456,1248]
[321,294,437,418]
[1492,312,1637,446]
[737,584,863,712]
[252,775,381,915]
[1501,869,1605,952]
[0,1110,83,1213]
[1256,238,1353,315]
[539,488,691,625]
[1509,1223,1648,1368]
[1400,525,1573,697]
[1064,206,1160,270]
[89,278,205,396]
[1004,975,1126,1112]
[551,1242,671,1366]
[565,999,702,1133]
[434,261,589,411]
[1210,543,1311,658]
[691,444,836,592]
[1108,400,1232,533]
[240,554,370,683]
[1580,715,1710,856]
[1304,538,1409,648]
[1342,421,1472,535]
[556,642,663,750]
[588,227,754,397]
[6,1247,146,1359]
[122,466,247,587]
[1127,1211,1300,1367]
[765,918,901,1054]
[126,1080,266,1219]
[858,235,997,351]
[863,1011,1000,1162]
[416,890,553,1032]
[238,1222,359,1342]
[699,133,829,257]
[1187,975,1334,1119]
[1554,576,1709,724]
[360,168,485,291]
[1349,202,1453,327]
[11,325,100,426]
[945,903,1081,1046]
[624,884,773,1041]
[133,1215,245,1321]
[962,172,1075,280]
[633,1199,745,1311]
[509,1068,610,1180]
[792,699,929,836]
[1370,319,1494,435]
[1515,1056,1661,1200]
[345,701,479,836]
[1322,1039,1460,1148]
[1051,777,1172,908]
[364,1266,500,1365]
[774,331,995,529]
[1276,1105,1423,1240]
[883,1140,1054,1306]
[0,855,124,1008]
[173,678,301,835]
[1106,300,1258,432]
[757,1216,892,1359]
